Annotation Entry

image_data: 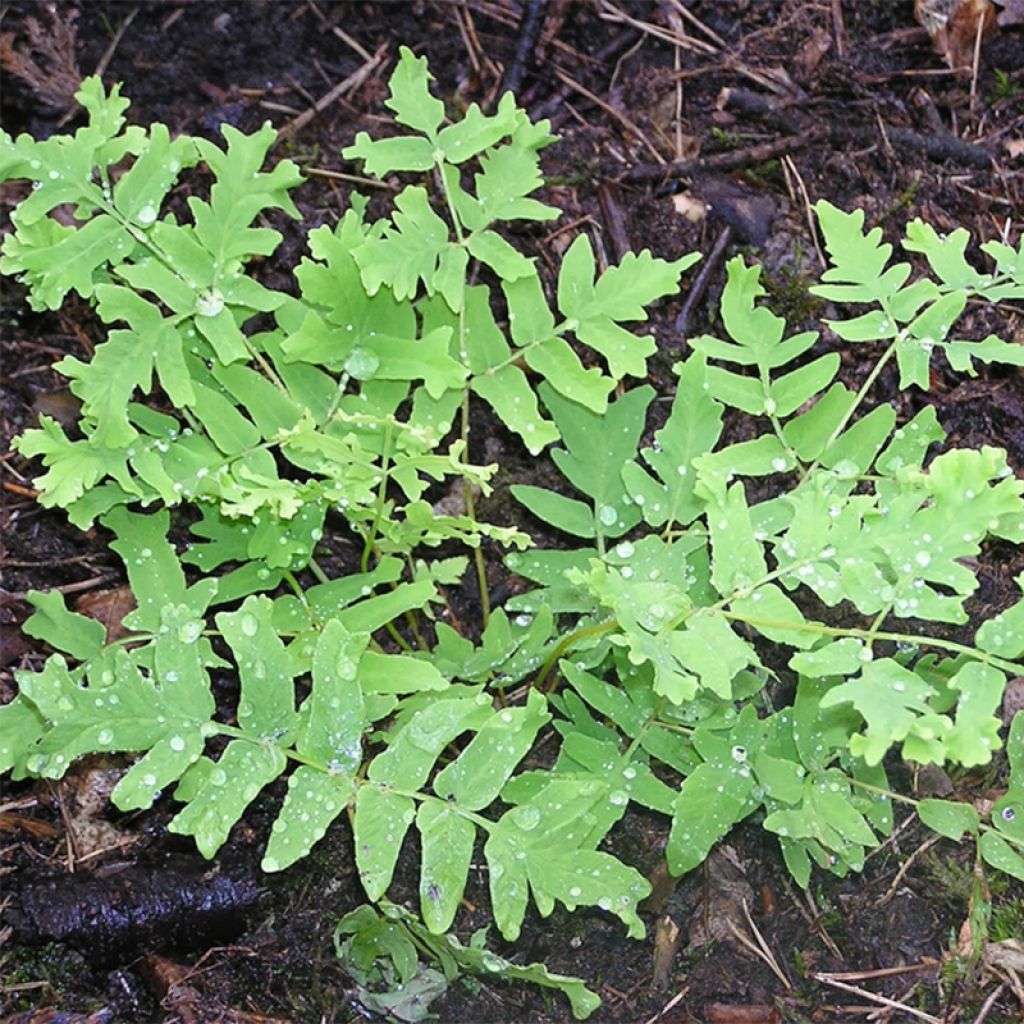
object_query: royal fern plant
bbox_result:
[2,49,1024,1018]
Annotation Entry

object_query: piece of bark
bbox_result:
[7,865,261,964]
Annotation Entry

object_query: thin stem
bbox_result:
[361,422,395,573]
[307,558,331,586]
[719,610,1023,675]
[533,617,618,692]
[437,161,491,628]
[806,333,899,479]
[384,620,414,653]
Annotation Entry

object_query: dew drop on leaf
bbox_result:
[598,504,618,526]
[195,289,225,317]
[344,347,380,381]
[511,804,541,831]
[177,620,203,644]
[240,614,259,637]
[136,204,158,226]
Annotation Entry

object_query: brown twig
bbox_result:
[501,0,547,99]
[278,43,387,141]
[2,480,40,499]
[596,181,631,262]
[94,6,138,80]
[812,975,942,1023]
[623,133,816,183]
[674,224,732,341]
[553,67,664,164]
[531,29,639,120]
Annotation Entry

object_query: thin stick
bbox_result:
[877,833,942,906]
[783,154,825,268]
[642,985,690,1024]
[674,224,732,340]
[831,0,846,58]
[598,0,718,57]
[279,43,387,141]
[969,7,985,114]
[971,983,1007,1024]
[553,68,665,164]
[625,133,815,182]
[663,0,727,50]
[742,898,792,989]
[821,961,940,982]
[811,975,942,1023]
[502,0,548,98]
[94,6,139,79]
[304,166,397,190]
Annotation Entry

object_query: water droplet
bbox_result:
[511,804,541,831]
[195,289,225,317]
[178,620,203,644]
[344,347,380,380]
[137,204,158,226]
[97,729,114,745]
[169,736,186,752]
[615,541,635,559]
[240,614,259,637]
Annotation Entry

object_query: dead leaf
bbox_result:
[915,0,999,69]
[0,622,33,667]
[687,845,755,950]
[651,914,682,990]
[61,756,136,862]
[695,178,777,246]
[139,954,202,1024]
[1006,138,1024,161]
[0,5,81,110]
[33,389,82,431]
[705,1005,781,1024]
[795,26,832,80]
[74,586,137,643]
[984,938,1024,974]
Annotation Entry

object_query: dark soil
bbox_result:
[1,2,1023,1022]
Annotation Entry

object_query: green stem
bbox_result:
[719,610,1023,675]
[533,617,618,692]
[437,160,491,628]
[806,330,899,479]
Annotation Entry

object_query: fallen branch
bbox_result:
[620,133,817,183]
